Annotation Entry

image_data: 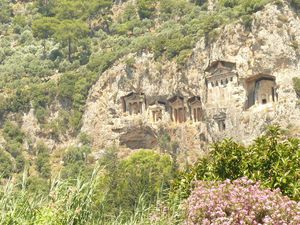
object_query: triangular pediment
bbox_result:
[205,60,236,74]
[168,95,184,104]
[172,99,183,105]
[211,67,232,75]
[189,100,202,106]
[127,95,142,101]
[213,112,226,121]
[124,92,144,101]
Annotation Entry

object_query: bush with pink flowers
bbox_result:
[186,178,300,225]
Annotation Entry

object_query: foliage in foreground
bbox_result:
[1,126,300,224]
[0,150,175,224]
[173,126,300,200]
[3,174,300,225]
[0,169,99,225]
[186,178,300,224]
[98,149,174,220]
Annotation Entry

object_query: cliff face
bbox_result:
[81,2,300,161]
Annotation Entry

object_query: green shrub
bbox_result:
[61,146,92,180]
[7,89,31,114]
[36,142,51,178]
[56,69,98,131]
[3,121,24,144]
[5,141,23,159]
[42,109,76,139]
[291,0,300,10]
[176,49,192,66]
[241,15,253,30]
[15,154,26,173]
[63,146,91,166]
[20,30,34,44]
[137,0,157,19]
[241,0,268,13]
[173,126,300,200]
[120,149,173,197]
[290,40,299,50]
[88,50,124,73]
[293,77,300,98]
[31,81,57,124]
[100,149,173,218]
[220,0,239,8]
[0,148,13,178]
[151,25,194,60]
[0,95,8,118]
[57,72,77,105]
[0,0,12,24]
[159,0,192,20]
[121,3,137,22]
[35,107,49,124]
[26,176,50,195]
[112,19,143,35]
[79,132,92,146]
[4,139,26,173]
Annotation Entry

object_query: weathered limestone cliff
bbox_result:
[81,2,300,162]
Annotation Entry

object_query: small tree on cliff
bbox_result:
[54,20,89,62]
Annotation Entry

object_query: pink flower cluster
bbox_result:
[186,178,300,225]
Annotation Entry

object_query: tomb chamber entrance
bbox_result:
[168,95,186,123]
[148,101,166,122]
[213,112,226,132]
[205,60,238,108]
[244,74,277,109]
[188,96,203,122]
[121,92,146,115]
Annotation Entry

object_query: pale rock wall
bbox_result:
[21,107,77,152]
[81,2,300,161]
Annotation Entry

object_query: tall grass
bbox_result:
[0,168,181,225]
[0,167,102,224]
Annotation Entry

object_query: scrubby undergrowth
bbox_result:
[0,127,299,224]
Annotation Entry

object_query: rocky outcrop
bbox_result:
[119,126,157,149]
[81,2,300,162]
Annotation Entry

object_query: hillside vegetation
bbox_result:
[0,0,275,134]
[1,0,300,224]
[0,0,279,184]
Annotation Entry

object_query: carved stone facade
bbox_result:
[244,74,278,109]
[205,61,238,108]
[121,92,146,115]
[81,3,300,156]
[121,93,205,124]
[119,62,279,135]
[148,101,166,122]
[169,96,186,123]
[188,96,203,122]
[213,112,227,132]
